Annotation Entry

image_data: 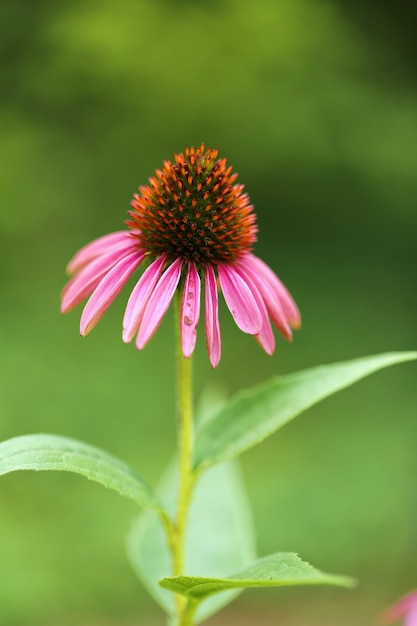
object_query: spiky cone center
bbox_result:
[127,145,258,265]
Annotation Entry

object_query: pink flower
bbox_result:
[382,591,417,626]
[61,145,300,367]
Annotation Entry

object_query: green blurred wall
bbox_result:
[0,0,416,624]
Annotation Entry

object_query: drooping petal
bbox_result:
[180,262,201,358]
[204,264,221,368]
[122,255,167,343]
[62,245,143,313]
[80,251,143,335]
[136,258,183,350]
[67,231,138,275]
[217,263,262,335]
[243,253,300,327]
[238,254,293,341]
[233,264,275,355]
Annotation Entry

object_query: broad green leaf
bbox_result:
[160,552,355,600]
[127,460,256,623]
[0,434,163,511]
[194,351,417,470]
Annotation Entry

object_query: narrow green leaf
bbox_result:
[194,351,417,470]
[0,434,163,511]
[160,552,355,600]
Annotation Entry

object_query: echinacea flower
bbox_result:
[61,145,300,367]
[382,591,417,626]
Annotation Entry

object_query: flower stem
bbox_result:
[172,292,196,623]
[174,342,193,576]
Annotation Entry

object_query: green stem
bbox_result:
[171,292,197,623]
[173,346,193,576]
[178,599,198,626]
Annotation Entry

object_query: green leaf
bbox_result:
[127,459,256,622]
[159,552,355,600]
[0,434,163,511]
[194,351,417,470]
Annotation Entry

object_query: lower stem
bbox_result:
[178,599,198,626]
[172,292,196,623]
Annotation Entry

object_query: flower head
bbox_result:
[382,591,417,626]
[61,144,300,367]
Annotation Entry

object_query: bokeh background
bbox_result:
[0,0,416,624]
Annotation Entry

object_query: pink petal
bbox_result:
[233,265,275,355]
[180,262,201,358]
[217,264,262,335]
[245,254,301,329]
[204,265,221,368]
[405,609,417,626]
[238,255,293,341]
[61,244,142,313]
[122,255,167,343]
[383,592,417,623]
[136,258,183,350]
[80,251,143,335]
[67,231,137,275]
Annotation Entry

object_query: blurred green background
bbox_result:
[0,0,416,624]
